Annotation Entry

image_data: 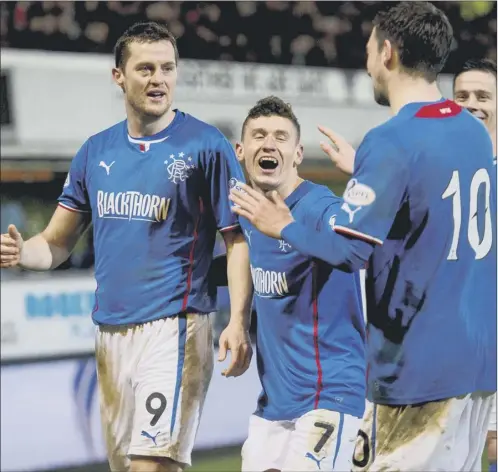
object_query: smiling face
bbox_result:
[112,40,177,119]
[454,70,496,135]
[236,115,303,193]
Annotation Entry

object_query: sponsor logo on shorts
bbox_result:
[305,452,325,469]
[141,430,160,446]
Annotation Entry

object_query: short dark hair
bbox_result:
[453,58,497,87]
[373,1,453,82]
[114,22,179,69]
[241,96,301,140]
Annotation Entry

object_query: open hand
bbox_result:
[318,125,356,175]
[230,184,294,239]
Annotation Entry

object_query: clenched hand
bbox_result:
[1,225,24,268]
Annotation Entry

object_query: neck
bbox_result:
[278,176,304,199]
[388,75,443,116]
[252,175,304,200]
[126,104,175,138]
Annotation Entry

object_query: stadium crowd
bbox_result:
[1,1,496,71]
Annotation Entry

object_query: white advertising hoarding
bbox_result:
[1,49,454,159]
[1,275,98,361]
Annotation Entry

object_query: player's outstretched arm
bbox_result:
[280,201,375,272]
[7,205,89,271]
[231,131,409,271]
[230,186,373,271]
[217,230,253,377]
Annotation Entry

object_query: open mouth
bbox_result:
[147,91,166,100]
[258,156,279,171]
[469,109,487,121]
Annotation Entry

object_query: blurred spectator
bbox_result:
[1,1,496,72]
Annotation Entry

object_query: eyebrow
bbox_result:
[455,88,493,95]
[251,128,290,136]
[135,60,176,67]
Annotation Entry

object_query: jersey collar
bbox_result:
[285,180,313,207]
[125,110,186,153]
[397,98,451,119]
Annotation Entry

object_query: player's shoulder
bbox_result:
[305,181,339,200]
[359,100,469,158]
[181,111,230,147]
[88,120,125,144]
[83,120,126,155]
[400,99,493,154]
[71,120,125,164]
[458,108,495,145]
[360,116,404,156]
[294,181,341,211]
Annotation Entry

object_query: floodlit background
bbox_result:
[1,2,496,471]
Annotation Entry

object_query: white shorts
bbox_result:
[352,393,494,472]
[95,313,214,471]
[489,394,497,431]
[241,409,361,472]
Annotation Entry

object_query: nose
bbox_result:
[150,69,166,85]
[262,134,277,152]
[465,95,479,109]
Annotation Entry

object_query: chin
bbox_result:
[253,176,279,192]
[144,106,169,118]
[372,80,390,107]
[374,89,390,107]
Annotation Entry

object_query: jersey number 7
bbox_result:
[313,421,335,453]
[442,169,493,260]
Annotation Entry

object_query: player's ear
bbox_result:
[235,142,245,163]
[382,39,396,71]
[294,143,304,167]
[112,67,125,93]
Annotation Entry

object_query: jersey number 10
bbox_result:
[442,168,492,260]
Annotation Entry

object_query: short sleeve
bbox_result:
[332,131,409,245]
[58,140,91,213]
[204,134,245,232]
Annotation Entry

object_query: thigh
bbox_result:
[96,325,136,472]
[353,394,494,472]
[489,393,497,432]
[282,409,361,472]
[462,391,495,472]
[241,415,293,472]
[128,314,214,467]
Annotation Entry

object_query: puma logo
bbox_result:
[140,430,160,446]
[305,452,325,470]
[99,160,115,175]
[341,202,362,223]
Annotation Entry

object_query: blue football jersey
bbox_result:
[58,111,245,325]
[282,99,497,404]
[240,181,366,421]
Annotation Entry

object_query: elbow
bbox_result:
[329,240,372,273]
[342,257,367,273]
[331,255,365,273]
